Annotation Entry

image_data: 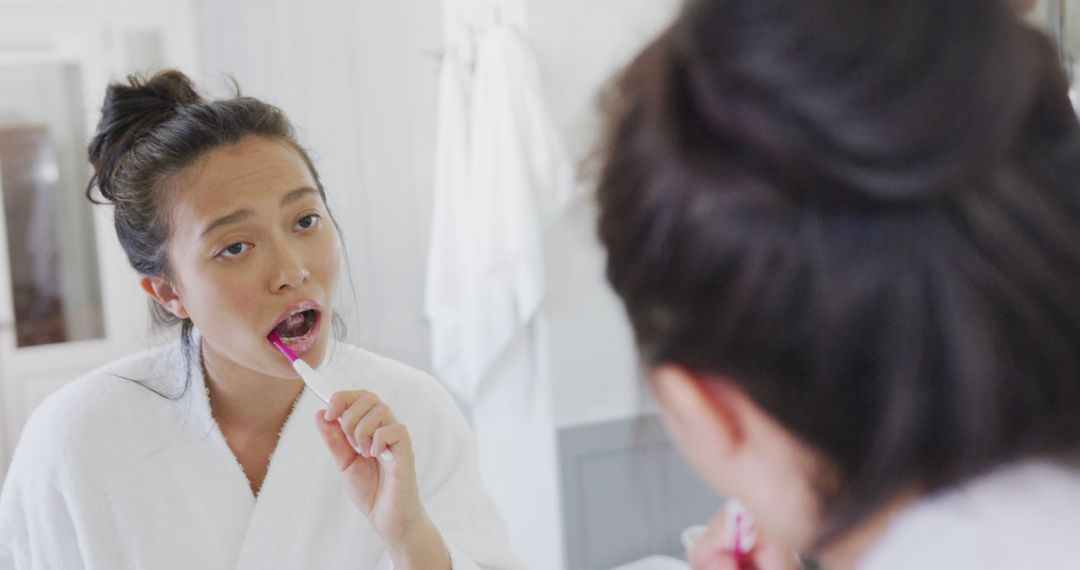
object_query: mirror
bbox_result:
[0,61,105,348]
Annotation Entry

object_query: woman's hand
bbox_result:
[689,507,802,570]
[315,390,450,570]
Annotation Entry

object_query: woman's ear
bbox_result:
[651,365,752,494]
[140,276,189,319]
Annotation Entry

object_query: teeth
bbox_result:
[275,311,309,339]
[281,313,305,329]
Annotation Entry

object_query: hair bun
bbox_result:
[86,70,204,202]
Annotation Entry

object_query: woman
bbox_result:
[595,0,1080,568]
[0,71,520,570]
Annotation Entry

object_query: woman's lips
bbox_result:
[269,300,322,336]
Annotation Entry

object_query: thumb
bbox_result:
[690,536,742,570]
[690,549,740,570]
[315,409,359,470]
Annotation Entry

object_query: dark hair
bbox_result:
[596,0,1080,549]
[86,70,342,396]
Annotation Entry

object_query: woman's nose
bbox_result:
[270,245,310,292]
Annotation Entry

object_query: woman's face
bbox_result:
[146,135,341,379]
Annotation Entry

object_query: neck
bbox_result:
[201,340,304,433]
[815,491,919,570]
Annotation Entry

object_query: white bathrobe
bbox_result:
[858,460,1080,569]
[0,340,523,570]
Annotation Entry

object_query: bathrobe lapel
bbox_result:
[230,373,387,570]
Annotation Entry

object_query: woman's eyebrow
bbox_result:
[200,208,253,238]
[281,186,318,207]
[198,187,319,239]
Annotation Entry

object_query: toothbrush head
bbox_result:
[724,500,758,565]
[267,330,299,362]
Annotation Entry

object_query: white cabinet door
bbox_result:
[0,55,135,480]
[0,4,199,479]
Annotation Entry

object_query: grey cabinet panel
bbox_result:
[559,415,722,570]
[660,446,718,557]
[578,448,667,567]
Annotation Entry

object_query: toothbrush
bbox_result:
[268,331,394,462]
[724,500,758,567]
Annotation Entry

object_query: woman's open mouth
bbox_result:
[271,305,322,354]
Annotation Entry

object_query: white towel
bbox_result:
[427,39,475,397]
[425,16,575,401]
[425,12,574,566]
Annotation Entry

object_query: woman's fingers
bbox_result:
[752,544,802,570]
[689,539,738,570]
[689,510,728,566]
[315,409,358,470]
[350,403,387,457]
[370,423,410,463]
[323,391,353,422]
[326,390,377,423]
[323,390,400,458]
[689,546,739,570]
[688,502,800,570]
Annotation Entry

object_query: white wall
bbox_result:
[194,0,442,371]
[528,0,682,427]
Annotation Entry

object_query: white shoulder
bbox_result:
[14,343,190,462]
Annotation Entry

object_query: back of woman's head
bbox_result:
[86,70,327,329]
[596,0,1080,542]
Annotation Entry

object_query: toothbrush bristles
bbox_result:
[267,330,299,362]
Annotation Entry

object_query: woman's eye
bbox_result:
[218,242,251,258]
[296,214,321,231]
